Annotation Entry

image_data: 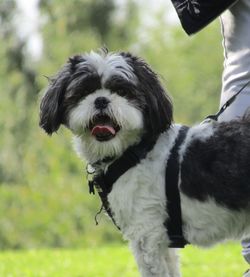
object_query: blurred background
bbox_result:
[0,0,223,253]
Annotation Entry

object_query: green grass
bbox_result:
[0,243,248,277]
[181,243,248,277]
[0,246,137,277]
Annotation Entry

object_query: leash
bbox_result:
[204,80,250,122]
[86,162,120,229]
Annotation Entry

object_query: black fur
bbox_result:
[39,55,101,134]
[39,63,72,134]
[180,118,250,210]
[63,73,101,122]
[121,52,173,140]
[105,75,138,100]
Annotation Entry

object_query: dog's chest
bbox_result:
[107,130,178,237]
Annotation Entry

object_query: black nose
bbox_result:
[94,97,110,110]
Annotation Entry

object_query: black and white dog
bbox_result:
[40,49,250,277]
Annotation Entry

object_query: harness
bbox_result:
[164,126,189,248]
[87,127,189,248]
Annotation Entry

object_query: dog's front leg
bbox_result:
[164,248,181,277]
[129,229,180,277]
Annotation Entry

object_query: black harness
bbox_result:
[87,127,189,248]
[164,126,189,248]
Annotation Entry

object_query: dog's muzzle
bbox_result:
[89,114,121,142]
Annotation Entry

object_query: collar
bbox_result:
[164,126,189,248]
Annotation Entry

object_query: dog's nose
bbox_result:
[94,97,110,110]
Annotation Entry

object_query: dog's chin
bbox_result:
[73,127,143,163]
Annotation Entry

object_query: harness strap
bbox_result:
[92,138,156,194]
[164,126,189,248]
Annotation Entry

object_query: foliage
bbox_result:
[0,1,225,249]
[0,176,122,249]
[137,18,223,123]
[0,244,247,276]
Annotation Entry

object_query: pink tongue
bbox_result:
[91,125,116,136]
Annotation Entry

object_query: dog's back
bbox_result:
[180,118,250,211]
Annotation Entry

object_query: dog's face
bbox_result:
[40,50,173,162]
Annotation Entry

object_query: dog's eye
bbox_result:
[116,89,128,97]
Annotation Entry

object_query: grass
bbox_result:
[0,243,248,277]
[181,243,248,277]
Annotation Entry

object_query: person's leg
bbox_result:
[219,0,250,273]
[219,0,250,121]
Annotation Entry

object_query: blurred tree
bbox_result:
[137,15,223,124]
[76,0,115,41]
[40,0,116,41]
[39,0,139,59]
[0,0,41,183]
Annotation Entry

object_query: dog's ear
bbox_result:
[122,52,173,138]
[39,55,83,135]
[39,65,71,135]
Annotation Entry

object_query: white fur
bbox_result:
[79,51,137,85]
[181,194,250,247]
[107,126,181,277]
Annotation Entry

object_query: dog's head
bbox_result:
[39,49,173,162]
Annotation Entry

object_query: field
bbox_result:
[0,243,247,277]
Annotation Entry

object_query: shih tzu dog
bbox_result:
[40,49,250,277]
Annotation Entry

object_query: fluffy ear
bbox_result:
[39,55,83,135]
[39,66,71,134]
[122,52,173,139]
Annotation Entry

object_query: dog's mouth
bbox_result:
[89,114,120,142]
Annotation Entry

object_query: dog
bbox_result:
[40,49,250,277]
